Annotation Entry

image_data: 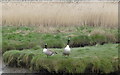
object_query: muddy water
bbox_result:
[0,53,38,74]
[0,51,49,75]
[2,65,33,73]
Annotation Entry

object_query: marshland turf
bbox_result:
[2,26,119,73]
[2,26,118,53]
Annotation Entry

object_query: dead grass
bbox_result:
[2,2,118,30]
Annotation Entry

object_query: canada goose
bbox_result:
[63,38,71,56]
[43,44,57,57]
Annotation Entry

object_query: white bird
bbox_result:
[63,38,71,56]
[43,44,57,57]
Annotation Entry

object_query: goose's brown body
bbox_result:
[43,44,57,57]
[45,49,57,56]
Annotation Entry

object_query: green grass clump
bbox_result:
[3,50,21,67]
[0,26,2,51]
[3,44,119,73]
[90,33,107,45]
[70,35,90,47]
[89,29,118,45]
[30,55,89,73]
[17,50,40,68]
[3,49,41,67]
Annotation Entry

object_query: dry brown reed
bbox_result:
[2,2,118,28]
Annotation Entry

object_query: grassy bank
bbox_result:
[2,26,119,73]
[3,44,119,73]
[2,26,118,53]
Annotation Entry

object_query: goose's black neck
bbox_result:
[45,44,47,49]
[67,39,70,45]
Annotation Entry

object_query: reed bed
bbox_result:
[2,2,118,29]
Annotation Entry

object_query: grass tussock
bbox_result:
[2,2,118,30]
[3,49,40,67]
[3,50,21,67]
[3,44,119,73]
[90,29,117,44]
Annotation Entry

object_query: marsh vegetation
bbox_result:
[1,1,119,74]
